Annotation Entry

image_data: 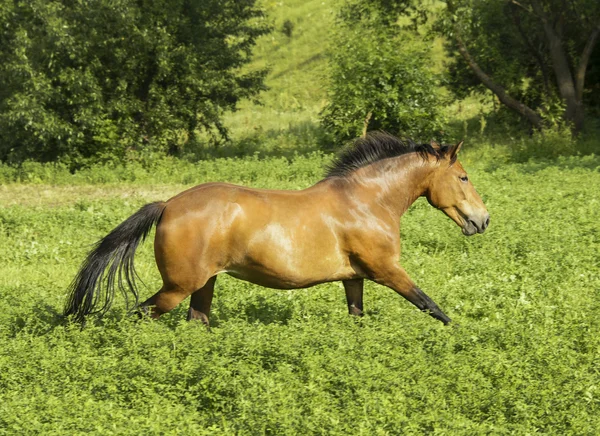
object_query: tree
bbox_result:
[333,0,600,135]
[440,0,600,134]
[0,0,270,165]
[321,0,446,144]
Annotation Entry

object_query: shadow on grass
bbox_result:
[211,295,294,327]
[93,294,296,330]
[445,111,600,173]
[270,52,326,81]
[12,297,295,333]
[8,303,64,337]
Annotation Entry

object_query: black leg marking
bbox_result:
[411,287,451,325]
[343,279,364,317]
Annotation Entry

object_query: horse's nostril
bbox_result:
[484,215,490,229]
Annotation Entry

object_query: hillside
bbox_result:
[222,0,486,155]
[223,0,335,154]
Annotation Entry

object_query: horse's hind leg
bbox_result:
[138,284,191,319]
[343,279,364,316]
[138,272,212,319]
[187,276,217,326]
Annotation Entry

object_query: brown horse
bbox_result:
[65,132,489,326]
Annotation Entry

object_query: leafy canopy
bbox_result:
[0,0,270,166]
[437,0,600,131]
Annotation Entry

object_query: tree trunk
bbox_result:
[576,26,600,101]
[540,19,581,130]
[362,111,372,138]
[530,0,583,133]
[572,25,600,133]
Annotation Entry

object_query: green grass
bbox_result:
[1,152,599,434]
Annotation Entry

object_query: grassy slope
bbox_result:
[220,0,335,156]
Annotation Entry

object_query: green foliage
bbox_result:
[321,1,446,144]
[438,1,533,100]
[510,129,570,162]
[281,19,295,38]
[1,153,599,433]
[337,0,426,27]
[0,0,269,166]
[436,0,600,128]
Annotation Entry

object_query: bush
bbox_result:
[321,3,446,144]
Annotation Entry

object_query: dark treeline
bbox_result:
[323,0,600,142]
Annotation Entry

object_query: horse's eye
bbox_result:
[459,176,468,183]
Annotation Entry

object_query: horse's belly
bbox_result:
[225,262,358,290]
[225,233,358,289]
[223,210,359,288]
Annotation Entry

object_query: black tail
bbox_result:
[64,201,167,323]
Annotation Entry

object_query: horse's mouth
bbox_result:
[456,209,478,236]
[461,220,478,236]
[445,207,489,236]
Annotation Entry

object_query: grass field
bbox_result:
[1,150,599,434]
[1,0,599,433]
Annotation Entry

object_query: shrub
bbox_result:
[321,2,446,144]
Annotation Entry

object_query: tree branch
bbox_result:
[508,0,536,16]
[453,33,543,129]
[528,0,548,23]
[531,0,579,124]
[568,0,591,27]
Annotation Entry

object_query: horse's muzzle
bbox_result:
[462,213,490,236]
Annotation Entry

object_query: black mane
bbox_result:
[325,131,450,178]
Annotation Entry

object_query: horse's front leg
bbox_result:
[187,276,217,327]
[343,279,364,316]
[367,264,451,325]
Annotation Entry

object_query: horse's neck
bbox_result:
[344,154,434,218]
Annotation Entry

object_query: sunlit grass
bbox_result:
[223,0,335,150]
[1,153,599,433]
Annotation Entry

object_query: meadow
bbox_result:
[0,148,599,434]
[1,0,600,433]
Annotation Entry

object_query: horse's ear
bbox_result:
[449,140,464,163]
[430,140,440,150]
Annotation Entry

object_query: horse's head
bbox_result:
[425,141,489,236]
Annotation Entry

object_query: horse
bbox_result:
[64,132,489,326]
